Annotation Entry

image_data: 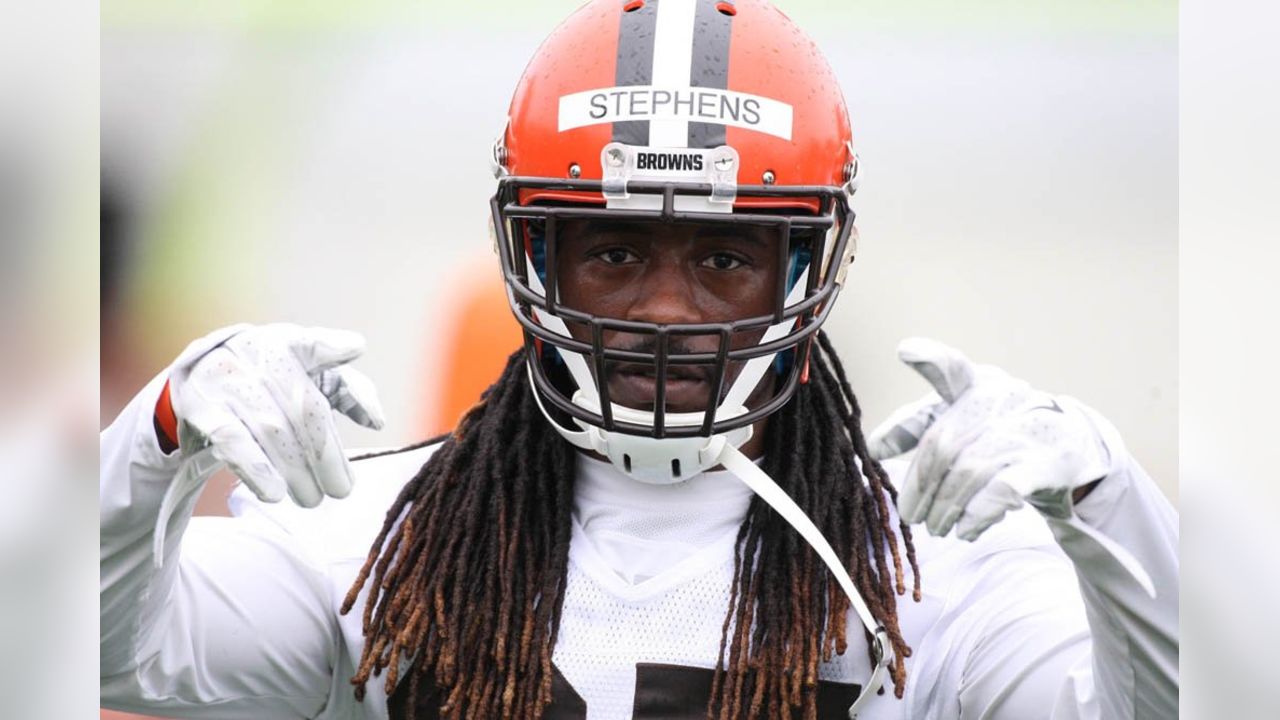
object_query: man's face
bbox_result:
[555,218,784,415]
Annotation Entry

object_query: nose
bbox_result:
[624,256,702,326]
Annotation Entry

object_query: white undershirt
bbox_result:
[571,452,754,585]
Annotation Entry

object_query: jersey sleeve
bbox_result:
[942,410,1179,720]
[100,372,340,719]
[1037,410,1179,719]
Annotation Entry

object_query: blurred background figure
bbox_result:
[100,1,1183,718]
[418,261,522,437]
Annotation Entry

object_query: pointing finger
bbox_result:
[897,337,976,404]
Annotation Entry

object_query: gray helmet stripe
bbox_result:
[688,0,733,149]
[613,0,659,147]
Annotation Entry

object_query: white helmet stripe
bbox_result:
[649,0,699,148]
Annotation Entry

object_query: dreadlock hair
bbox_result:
[344,330,920,720]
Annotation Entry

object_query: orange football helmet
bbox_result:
[490,0,861,463]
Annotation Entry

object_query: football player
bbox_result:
[100,1,1178,718]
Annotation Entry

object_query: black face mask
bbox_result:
[491,171,854,441]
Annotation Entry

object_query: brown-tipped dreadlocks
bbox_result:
[344,331,920,720]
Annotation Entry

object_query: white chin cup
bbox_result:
[572,391,753,485]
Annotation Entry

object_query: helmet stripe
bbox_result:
[612,0,737,149]
[688,0,733,149]
[648,0,699,147]
[612,0,659,146]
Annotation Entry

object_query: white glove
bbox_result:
[866,337,1111,541]
[167,323,386,509]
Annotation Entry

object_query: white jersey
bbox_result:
[101,373,1178,719]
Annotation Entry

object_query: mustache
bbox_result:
[606,335,716,382]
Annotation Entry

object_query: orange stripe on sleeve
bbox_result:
[154,379,180,454]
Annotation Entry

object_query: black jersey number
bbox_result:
[546,663,861,720]
[395,662,860,719]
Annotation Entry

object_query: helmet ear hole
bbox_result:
[623,0,644,12]
[715,2,737,16]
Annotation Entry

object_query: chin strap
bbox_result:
[716,444,892,718]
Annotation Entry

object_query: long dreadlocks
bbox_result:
[343,330,920,719]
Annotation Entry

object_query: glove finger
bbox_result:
[912,385,1025,521]
[924,429,1033,535]
[289,377,354,505]
[865,392,944,460]
[189,345,327,507]
[954,474,1029,542]
[896,448,936,525]
[897,337,976,405]
[225,385,328,508]
[205,421,288,503]
[318,366,386,430]
[285,325,368,374]
[285,476,325,508]
[270,359,355,503]
[925,460,1006,538]
[898,408,975,525]
[311,419,355,500]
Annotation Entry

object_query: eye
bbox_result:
[594,247,640,265]
[700,252,748,271]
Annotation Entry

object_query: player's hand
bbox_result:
[867,338,1111,541]
[166,323,385,508]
